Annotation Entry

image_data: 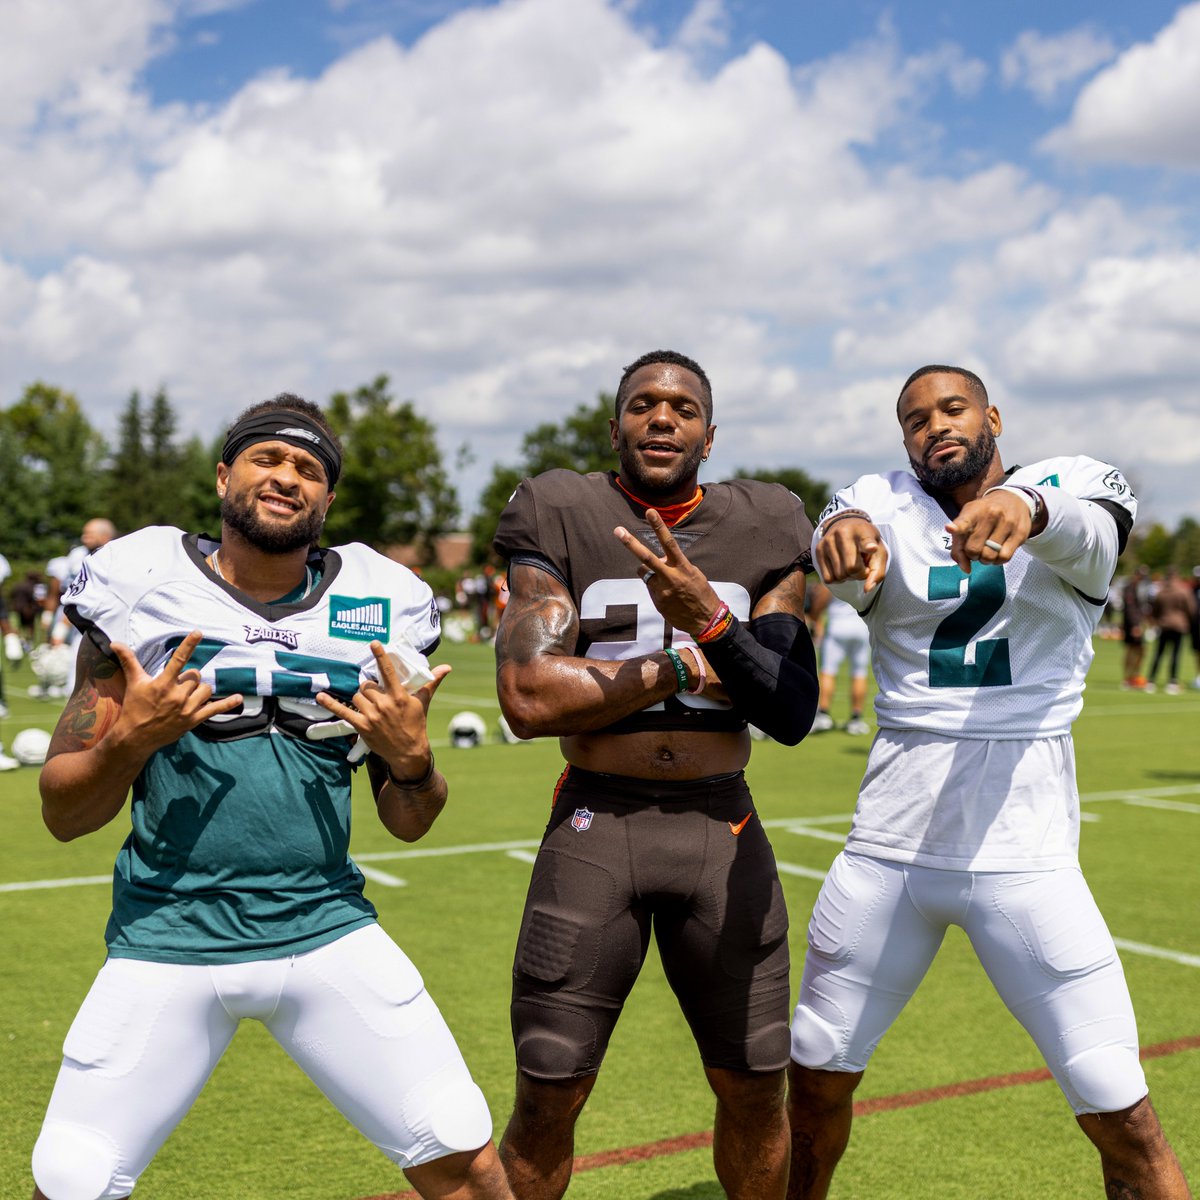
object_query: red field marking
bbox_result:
[361,1035,1200,1199]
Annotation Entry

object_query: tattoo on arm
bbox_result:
[495,564,579,668]
[47,638,125,758]
[752,569,809,620]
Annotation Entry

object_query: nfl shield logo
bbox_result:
[571,807,594,832]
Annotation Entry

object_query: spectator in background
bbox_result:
[1120,566,1151,690]
[1190,567,1200,689]
[0,550,18,763]
[47,517,118,693]
[1145,566,1197,695]
[11,571,45,648]
[808,580,871,735]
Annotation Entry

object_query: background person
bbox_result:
[808,582,871,735]
[1121,565,1151,690]
[1144,566,1197,694]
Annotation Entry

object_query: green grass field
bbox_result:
[2,637,1197,1199]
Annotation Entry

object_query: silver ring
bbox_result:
[984,539,1003,553]
[641,570,655,583]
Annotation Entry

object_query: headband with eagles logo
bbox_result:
[221,410,342,487]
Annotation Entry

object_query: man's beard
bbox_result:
[221,489,325,553]
[617,438,706,498]
[910,424,997,491]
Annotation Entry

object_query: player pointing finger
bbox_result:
[812,510,890,592]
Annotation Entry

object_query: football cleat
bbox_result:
[811,710,834,733]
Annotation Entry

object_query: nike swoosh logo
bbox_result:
[729,813,752,836]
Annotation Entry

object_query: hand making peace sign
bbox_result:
[614,509,723,639]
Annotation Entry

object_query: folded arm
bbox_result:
[494,561,688,739]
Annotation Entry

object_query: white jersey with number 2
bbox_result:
[818,456,1136,740]
[815,456,1136,871]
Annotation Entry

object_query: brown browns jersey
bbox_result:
[493,469,813,734]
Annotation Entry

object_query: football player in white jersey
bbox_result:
[31,397,512,1200]
[786,367,1190,1199]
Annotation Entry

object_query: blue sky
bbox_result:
[4,0,1199,526]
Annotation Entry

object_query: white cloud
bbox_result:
[1005,252,1200,389]
[0,0,170,130]
[675,0,730,54]
[1042,3,1200,165]
[1,0,1198,526]
[1000,26,1116,103]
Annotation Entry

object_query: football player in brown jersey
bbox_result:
[493,350,820,1200]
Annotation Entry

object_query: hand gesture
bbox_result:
[315,641,450,780]
[815,517,889,592]
[945,490,1031,574]
[110,631,244,754]
[614,510,722,637]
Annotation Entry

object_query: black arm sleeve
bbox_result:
[699,612,819,746]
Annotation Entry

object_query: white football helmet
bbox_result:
[448,710,488,748]
[12,727,52,765]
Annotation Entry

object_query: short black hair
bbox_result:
[898,364,989,411]
[226,393,342,455]
[615,350,713,421]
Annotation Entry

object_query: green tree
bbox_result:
[1171,517,1200,572]
[103,390,147,534]
[323,375,459,556]
[733,466,831,525]
[100,388,227,534]
[470,394,616,562]
[103,387,204,531]
[1136,523,1174,571]
[0,383,106,560]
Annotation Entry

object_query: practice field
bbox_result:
[2,638,1197,1199]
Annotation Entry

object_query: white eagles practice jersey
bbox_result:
[817,456,1136,740]
[823,595,868,641]
[63,526,440,743]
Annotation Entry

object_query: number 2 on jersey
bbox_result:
[927,564,1012,688]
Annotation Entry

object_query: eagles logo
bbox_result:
[1102,469,1133,498]
[64,562,90,599]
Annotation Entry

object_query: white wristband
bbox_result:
[985,485,1038,519]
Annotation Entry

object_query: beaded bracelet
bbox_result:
[663,647,690,693]
[818,507,872,537]
[696,602,734,644]
[387,753,437,790]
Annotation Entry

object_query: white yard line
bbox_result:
[1114,938,1200,969]
[6,785,1196,894]
[775,861,830,882]
[355,864,407,887]
[357,838,541,862]
[0,874,111,893]
[1118,797,1200,815]
[780,825,851,844]
[1082,785,1200,803]
[506,849,539,865]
